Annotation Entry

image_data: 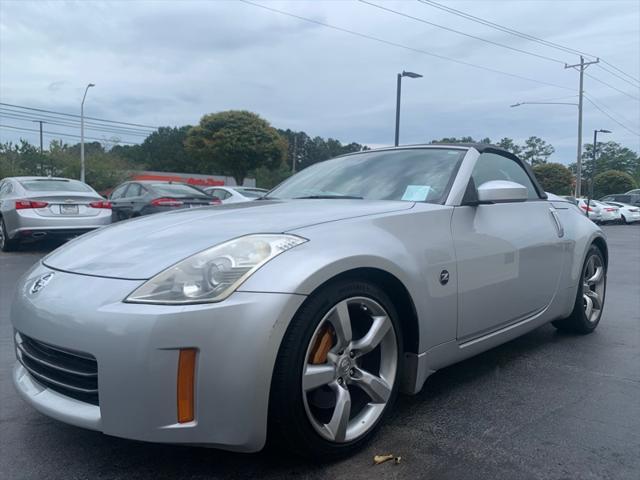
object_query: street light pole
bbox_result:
[80,83,95,183]
[394,70,422,146]
[586,129,612,214]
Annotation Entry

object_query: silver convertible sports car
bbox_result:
[11,144,607,457]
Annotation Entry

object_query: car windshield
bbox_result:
[20,179,92,192]
[151,184,209,198]
[236,188,267,198]
[267,148,466,203]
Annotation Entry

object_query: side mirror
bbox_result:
[477,180,528,203]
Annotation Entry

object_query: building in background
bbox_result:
[129,171,256,188]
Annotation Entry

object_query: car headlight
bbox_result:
[125,234,307,305]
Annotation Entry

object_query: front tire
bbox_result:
[553,245,606,334]
[0,218,19,252]
[269,279,403,458]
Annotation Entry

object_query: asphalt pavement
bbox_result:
[1,225,639,480]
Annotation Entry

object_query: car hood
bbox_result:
[43,199,413,280]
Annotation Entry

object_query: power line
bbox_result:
[0,124,140,145]
[0,108,152,136]
[416,0,598,59]
[416,0,640,91]
[596,64,640,89]
[585,73,640,101]
[239,0,573,91]
[0,102,159,130]
[600,59,640,85]
[583,95,640,137]
[359,0,566,64]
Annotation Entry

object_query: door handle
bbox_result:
[549,207,564,238]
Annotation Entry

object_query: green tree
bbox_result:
[186,110,287,185]
[593,170,636,197]
[532,162,574,195]
[123,126,194,172]
[580,141,639,178]
[521,136,554,165]
[495,137,523,156]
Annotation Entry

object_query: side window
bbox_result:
[0,182,6,197]
[127,183,142,197]
[471,153,539,200]
[110,184,128,200]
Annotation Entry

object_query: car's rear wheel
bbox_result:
[269,279,402,458]
[620,214,627,225]
[0,218,19,252]
[552,245,606,334]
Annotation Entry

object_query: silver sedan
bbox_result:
[0,176,111,251]
[11,145,607,457]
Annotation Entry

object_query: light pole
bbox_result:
[395,70,422,146]
[586,129,611,213]
[510,100,580,194]
[80,83,95,183]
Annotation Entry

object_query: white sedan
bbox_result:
[591,200,621,224]
[204,186,267,204]
[603,201,640,224]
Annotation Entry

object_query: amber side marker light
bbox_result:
[177,348,197,423]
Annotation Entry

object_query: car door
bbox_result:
[124,183,147,216]
[109,183,130,221]
[451,152,565,341]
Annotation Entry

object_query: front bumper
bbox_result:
[11,263,305,452]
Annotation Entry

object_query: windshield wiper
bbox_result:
[293,195,363,200]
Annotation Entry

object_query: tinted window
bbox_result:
[0,181,9,197]
[209,189,230,199]
[268,148,466,203]
[110,184,129,200]
[472,153,538,200]
[20,179,92,192]
[151,184,209,198]
[126,183,143,197]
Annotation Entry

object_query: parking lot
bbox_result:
[0,224,638,480]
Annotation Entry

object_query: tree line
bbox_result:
[1,110,638,197]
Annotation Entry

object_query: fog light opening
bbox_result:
[177,348,197,423]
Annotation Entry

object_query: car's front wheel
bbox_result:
[0,218,19,252]
[269,279,402,458]
[553,245,606,334]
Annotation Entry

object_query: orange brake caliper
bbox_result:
[309,325,335,364]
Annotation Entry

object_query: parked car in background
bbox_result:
[109,181,220,221]
[576,198,602,223]
[591,200,621,224]
[0,176,111,252]
[602,201,640,224]
[625,189,640,195]
[203,186,268,203]
[600,193,640,207]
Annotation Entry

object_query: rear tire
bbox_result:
[620,214,627,225]
[552,245,606,334]
[268,279,403,459]
[0,218,19,252]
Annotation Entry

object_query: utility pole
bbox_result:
[32,120,45,153]
[564,56,599,197]
[586,129,611,215]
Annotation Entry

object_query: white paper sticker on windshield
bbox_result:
[402,185,431,201]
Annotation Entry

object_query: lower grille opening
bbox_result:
[15,332,99,406]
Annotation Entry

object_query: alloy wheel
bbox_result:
[301,296,398,443]
[583,254,605,323]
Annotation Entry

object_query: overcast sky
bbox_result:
[1,0,639,164]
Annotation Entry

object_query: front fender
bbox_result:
[238,206,458,353]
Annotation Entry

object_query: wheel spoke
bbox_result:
[585,289,602,310]
[352,315,391,356]
[583,294,594,320]
[352,368,391,404]
[587,266,603,285]
[325,384,351,442]
[329,300,352,349]
[303,364,335,391]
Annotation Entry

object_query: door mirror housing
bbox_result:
[476,180,528,203]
